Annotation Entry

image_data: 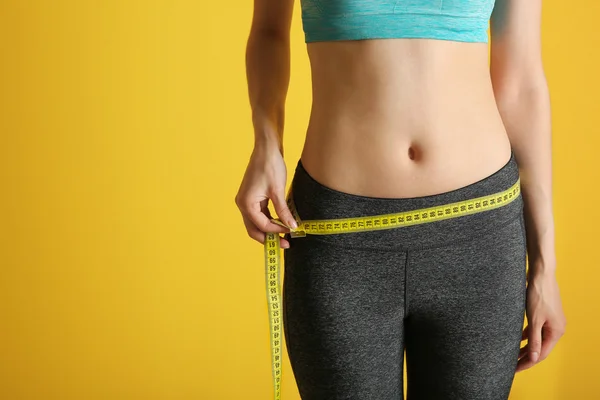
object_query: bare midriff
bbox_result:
[299,38,512,198]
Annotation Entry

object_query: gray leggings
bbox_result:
[282,151,527,400]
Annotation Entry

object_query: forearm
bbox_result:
[494,77,556,278]
[245,29,291,156]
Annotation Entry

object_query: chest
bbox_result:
[302,0,496,17]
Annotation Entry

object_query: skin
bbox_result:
[235,0,566,375]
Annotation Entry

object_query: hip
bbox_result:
[286,148,524,252]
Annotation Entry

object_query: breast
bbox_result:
[300,0,495,43]
[440,0,495,17]
[301,0,495,19]
[301,0,397,17]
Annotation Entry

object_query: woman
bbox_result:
[235,0,566,398]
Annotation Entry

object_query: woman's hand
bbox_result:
[235,145,298,249]
[516,265,566,372]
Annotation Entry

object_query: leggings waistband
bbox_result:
[287,150,524,251]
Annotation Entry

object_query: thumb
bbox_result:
[529,322,543,363]
[271,191,298,229]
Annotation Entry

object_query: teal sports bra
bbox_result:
[301,0,496,43]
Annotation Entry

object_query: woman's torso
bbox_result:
[299,38,512,198]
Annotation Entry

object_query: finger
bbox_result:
[244,199,289,234]
[262,204,274,220]
[528,322,544,364]
[265,232,290,249]
[243,215,266,244]
[518,344,529,359]
[538,327,560,362]
[261,201,294,235]
[267,218,292,249]
[271,189,298,229]
[243,215,292,249]
[516,353,535,373]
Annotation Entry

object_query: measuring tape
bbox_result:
[263,177,521,400]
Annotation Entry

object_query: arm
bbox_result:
[246,0,294,156]
[490,0,566,372]
[235,0,298,249]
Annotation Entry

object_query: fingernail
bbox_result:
[531,352,539,362]
[290,220,298,229]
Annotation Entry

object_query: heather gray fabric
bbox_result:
[282,151,527,400]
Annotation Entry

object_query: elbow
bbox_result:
[492,73,550,118]
[248,23,291,42]
[246,27,291,57]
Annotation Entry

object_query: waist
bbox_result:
[300,39,510,198]
[307,38,495,123]
[300,124,512,198]
[287,150,523,251]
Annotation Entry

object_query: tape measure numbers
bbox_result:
[263,177,521,400]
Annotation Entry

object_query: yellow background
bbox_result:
[0,1,597,399]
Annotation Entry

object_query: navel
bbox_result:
[408,145,417,161]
